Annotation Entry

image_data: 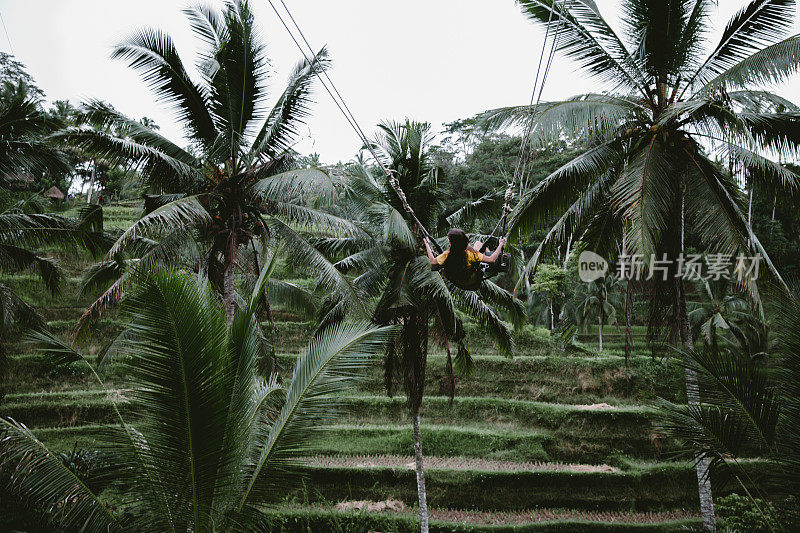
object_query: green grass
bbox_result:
[284,462,703,512]
[6,347,684,403]
[24,406,675,464]
[260,507,702,532]
[318,354,685,404]
[0,213,715,528]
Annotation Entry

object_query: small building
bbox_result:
[44,186,66,201]
[2,173,35,191]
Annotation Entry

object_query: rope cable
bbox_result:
[266,0,440,251]
[0,11,13,55]
[516,0,570,198]
[266,0,571,257]
[501,0,571,242]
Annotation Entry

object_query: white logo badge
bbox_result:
[578,251,608,282]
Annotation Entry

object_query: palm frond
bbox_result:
[0,90,70,176]
[727,90,800,112]
[111,27,217,148]
[108,195,209,257]
[250,48,331,160]
[446,189,505,229]
[622,0,703,79]
[0,243,62,294]
[267,217,367,317]
[265,279,316,318]
[238,321,395,509]
[690,0,796,89]
[518,168,616,290]
[53,126,199,193]
[111,265,230,531]
[205,0,268,154]
[517,0,646,91]
[80,259,127,297]
[0,418,120,531]
[0,212,111,257]
[507,138,624,239]
[610,136,678,257]
[699,34,800,93]
[249,167,339,206]
[723,142,800,193]
[480,94,643,143]
[0,282,45,334]
[183,3,227,55]
[74,270,130,346]
[774,286,800,494]
[450,284,514,355]
[682,148,786,294]
[478,280,526,328]
[269,202,364,237]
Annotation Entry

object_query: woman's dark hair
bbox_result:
[442,228,474,279]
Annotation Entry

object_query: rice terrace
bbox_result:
[1,1,800,531]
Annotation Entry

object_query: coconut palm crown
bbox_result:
[0,265,394,531]
[58,0,363,332]
[484,0,800,290]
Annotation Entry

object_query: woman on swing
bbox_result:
[424,228,506,290]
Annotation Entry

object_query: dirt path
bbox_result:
[304,454,619,472]
[294,503,698,525]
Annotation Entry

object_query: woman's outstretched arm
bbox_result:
[476,238,506,263]
[424,239,439,265]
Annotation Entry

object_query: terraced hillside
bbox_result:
[0,204,732,532]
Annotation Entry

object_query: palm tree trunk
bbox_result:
[223,241,237,325]
[772,194,776,221]
[413,408,429,533]
[598,313,603,352]
[678,180,716,531]
[403,309,430,532]
[625,282,633,367]
[550,300,555,330]
[86,161,95,204]
[677,279,716,531]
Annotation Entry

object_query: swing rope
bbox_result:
[479,0,571,253]
[267,0,442,252]
[266,0,569,256]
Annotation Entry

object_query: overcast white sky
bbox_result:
[1,1,799,163]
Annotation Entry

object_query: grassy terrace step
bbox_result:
[263,505,701,532]
[5,349,685,405]
[287,462,704,512]
[31,422,553,462]
[304,455,621,472]
[2,353,129,394]
[331,397,677,462]
[19,392,678,463]
[0,275,94,309]
[303,353,685,404]
[20,424,768,515]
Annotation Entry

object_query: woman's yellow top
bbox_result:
[435,249,484,266]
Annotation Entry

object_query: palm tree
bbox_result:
[0,80,109,387]
[0,200,111,407]
[0,265,393,531]
[576,276,623,352]
[657,284,800,529]
[688,277,751,351]
[0,80,69,179]
[484,2,800,528]
[528,262,569,330]
[58,0,361,332]
[319,120,524,533]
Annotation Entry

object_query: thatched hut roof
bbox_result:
[44,186,66,200]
